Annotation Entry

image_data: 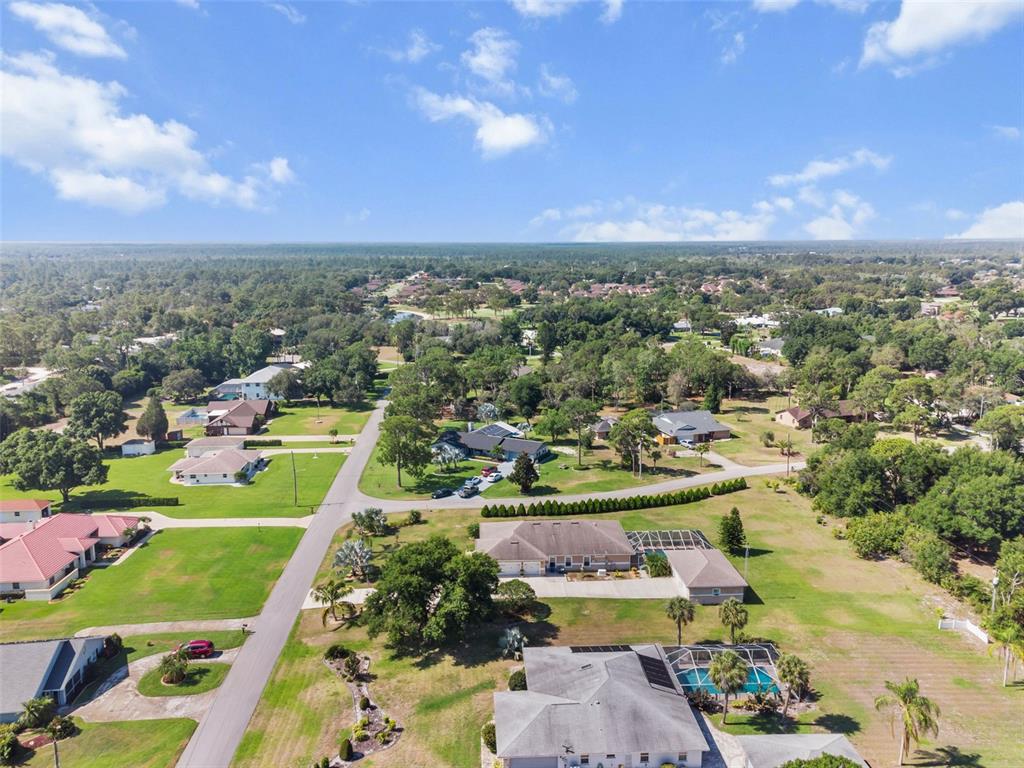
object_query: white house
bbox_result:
[0,636,107,722]
[184,436,248,458]
[169,449,263,486]
[121,439,156,457]
[210,364,297,401]
[0,500,52,524]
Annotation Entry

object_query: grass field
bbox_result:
[137,661,231,697]
[21,718,196,768]
[0,528,301,641]
[0,448,344,518]
[710,396,816,466]
[263,402,373,436]
[358,444,499,500]
[240,484,1021,768]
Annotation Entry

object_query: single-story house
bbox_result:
[0,636,107,722]
[121,439,156,457]
[653,410,731,445]
[477,519,636,576]
[0,513,141,600]
[776,400,862,430]
[184,436,248,458]
[169,449,262,486]
[494,645,709,768]
[205,399,275,436]
[666,549,747,605]
[444,424,548,462]
[210,364,298,401]
[755,338,785,357]
[590,416,619,440]
[736,734,867,768]
[673,319,693,332]
[0,499,52,524]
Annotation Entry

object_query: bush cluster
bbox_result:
[480,478,747,518]
[481,722,497,753]
[243,439,283,448]
[74,496,179,509]
[323,643,351,661]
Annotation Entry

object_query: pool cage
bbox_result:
[665,643,781,694]
[625,529,713,553]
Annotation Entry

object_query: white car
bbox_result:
[486,471,503,483]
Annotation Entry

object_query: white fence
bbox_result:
[938,618,989,644]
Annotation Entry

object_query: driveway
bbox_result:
[105,511,314,531]
[507,575,681,599]
[75,617,256,638]
[75,648,240,723]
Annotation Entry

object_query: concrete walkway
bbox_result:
[262,434,357,443]
[261,446,351,456]
[505,575,681,599]
[104,511,314,531]
[75,617,256,638]
[301,587,375,610]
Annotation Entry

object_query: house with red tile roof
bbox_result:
[0,499,53,524]
[0,513,140,601]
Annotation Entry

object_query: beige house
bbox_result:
[476,520,636,577]
[776,400,862,430]
[666,549,747,605]
[169,448,262,486]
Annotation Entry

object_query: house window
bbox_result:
[640,754,649,764]
[605,755,615,760]
[580,756,589,765]
[712,588,721,596]
[565,556,572,567]
[583,555,591,567]
[13,510,19,517]
[678,754,686,763]
[223,474,228,478]
[12,582,20,590]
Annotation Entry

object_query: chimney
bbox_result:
[467,421,474,432]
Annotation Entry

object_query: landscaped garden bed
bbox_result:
[323,645,401,764]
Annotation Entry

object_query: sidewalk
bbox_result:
[75,617,256,638]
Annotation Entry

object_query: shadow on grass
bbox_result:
[911,746,985,767]
[812,713,860,735]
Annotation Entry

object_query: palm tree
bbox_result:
[874,677,940,766]
[665,597,696,646]
[718,598,748,643]
[989,624,1024,687]
[18,696,55,729]
[708,651,748,724]
[159,653,188,685]
[776,653,810,717]
[314,578,354,626]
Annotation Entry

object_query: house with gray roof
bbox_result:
[737,734,866,768]
[477,520,635,576]
[666,549,747,605]
[444,424,548,462]
[210,364,299,401]
[652,410,731,446]
[0,636,106,722]
[493,644,709,768]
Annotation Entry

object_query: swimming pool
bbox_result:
[676,666,779,694]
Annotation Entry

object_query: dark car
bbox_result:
[457,485,478,498]
[176,639,215,658]
[431,488,453,499]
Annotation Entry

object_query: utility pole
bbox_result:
[291,451,298,507]
[991,576,1000,614]
[744,545,750,580]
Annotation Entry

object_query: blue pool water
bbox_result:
[677,666,779,694]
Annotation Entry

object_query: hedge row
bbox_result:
[480,477,747,518]
[161,440,189,449]
[244,439,283,448]
[74,496,180,509]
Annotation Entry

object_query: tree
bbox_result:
[694,442,709,467]
[665,597,696,645]
[334,539,372,580]
[303,359,341,407]
[977,406,1024,455]
[267,368,303,403]
[0,429,108,502]
[509,375,544,422]
[719,597,748,643]
[314,578,354,626]
[352,507,388,536]
[0,725,18,766]
[432,442,464,474]
[707,650,747,724]
[18,696,56,729]
[777,653,810,717]
[476,401,500,423]
[507,453,539,494]
[498,626,529,660]
[703,383,723,413]
[135,394,169,442]
[159,652,188,684]
[535,407,569,444]
[495,579,536,613]
[227,324,272,378]
[562,398,599,466]
[719,507,746,554]
[608,408,658,476]
[795,382,840,437]
[777,758,862,768]
[377,415,434,487]
[66,390,127,450]
[161,368,207,402]
[874,678,940,766]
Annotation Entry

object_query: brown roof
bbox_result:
[477,520,634,561]
[0,499,52,513]
[666,549,747,589]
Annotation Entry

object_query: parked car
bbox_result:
[176,639,215,658]
[480,466,495,477]
[486,472,503,483]
[457,485,478,498]
[467,477,482,487]
[431,487,453,499]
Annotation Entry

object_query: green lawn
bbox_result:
[711,396,816,466]
[22,718,196,768]
[263,402,373,436]
[267,484,1024,768]
[358,443,499,500]
[137,662,231,697]
[0,448,344,519]
[0,528,301,641]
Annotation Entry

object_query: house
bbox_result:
[590,416,619,441]
[673,319,693,332]
[755,338,785,357]
[0,636,107,722]
[210,364,298,401]
[168,449,263,486]
[184,436,248,458]
[121,439,156,457]
[813,306,844,317]
[653,410,731,445]
[493,645,709,768]
[205,399,275,436]
[736,734,867,768]
[735,315,779,329]
[0,513,141,600]
[445,423,548,462]
[776,400,862,430]
[0,499,52,524]
[666,549,747,605]
[477,520,636,576]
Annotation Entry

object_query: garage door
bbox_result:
[509,758,557,768]
[500,561,541,577]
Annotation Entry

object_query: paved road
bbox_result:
[175,399,386,768]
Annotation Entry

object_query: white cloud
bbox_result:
[461,28,519,92]
[175,0,200,8]
[769,147,891,186]
[385,29,440,63]
[944,208,967,221]
[992,124,1021,140]
[413,88,548,157]
[8,2,126,58]
[267,2,306,25]
[509,0,579,19]
[804,189,876,239]
[529,207,562,226]
[600,0,624,24]
[752,0,801,12]
[538,65,577,103]
[772,196,795,212]
[0,51,292,213]
[861,1,1023,72]
[721,32,746,65]
[951,201,1024,239]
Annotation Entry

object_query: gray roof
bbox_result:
[456,431,504,452]
[652,410,730,438]
[477,520,634,561]
[757,338,786,351]
[0,637,105,718]
[591,416,619,432]
[737,734,867,768]
[495,645,709,759]
[499,437,546,455]
[666,549,748,589]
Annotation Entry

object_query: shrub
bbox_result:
[481,722,497,753]
[74,496,179,509]
[324,643,351,661]
[903,526,954,584]
[0,726,19,766]
[846,512,909,559]
[508,669,527,690]
[359,695,370,710]
[645,551,670,577]
[468,522,480,539]
[243,439,283,448]
[47,715,77,739]
[338,736,353,760]
[407,509,422,525]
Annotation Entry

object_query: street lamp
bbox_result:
[991,575,1000,614]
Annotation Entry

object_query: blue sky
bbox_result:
[1,0,1022,242]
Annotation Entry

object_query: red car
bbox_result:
[480,466,495,477]
[176,639,215,658]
